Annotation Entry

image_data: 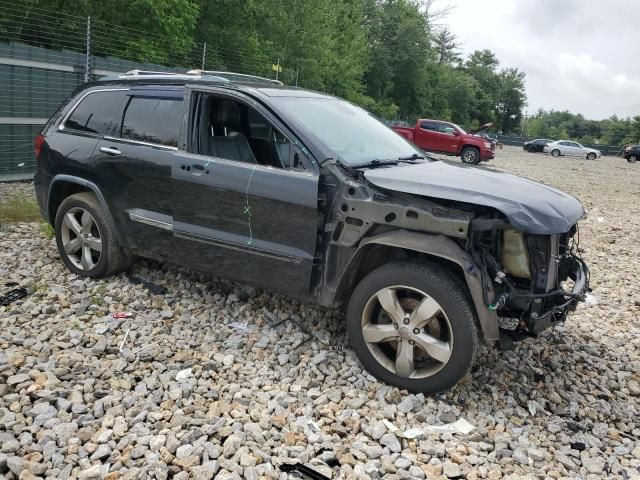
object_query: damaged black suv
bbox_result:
[34,70,589,393]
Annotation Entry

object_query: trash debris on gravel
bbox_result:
[1,149,640,479]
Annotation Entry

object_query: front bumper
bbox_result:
[527,255,589,333]
[481,148,495,161]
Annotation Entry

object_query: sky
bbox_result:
[445,0,639,120]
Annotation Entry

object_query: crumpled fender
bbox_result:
[356,230,499,343]
[364,161,586,234]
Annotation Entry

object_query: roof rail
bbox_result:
[187,69,283,85]
[101,69,280,85]
[122,69,188,76]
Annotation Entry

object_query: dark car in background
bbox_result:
[33,70,590,393]
[523,138,554,153]
[623,145,639,163]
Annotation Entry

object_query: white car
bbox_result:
[543,140,601,160]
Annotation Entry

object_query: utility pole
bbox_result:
[201,42,207,70]
[295,68,299,87]
[85,16,91,82]
[521,110,528,137]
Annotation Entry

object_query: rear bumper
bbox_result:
[34,170,51,221]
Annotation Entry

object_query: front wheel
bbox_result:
[628,155,637,163]
[586,152,597,160]
[461,147,481,164]
[346,262,478,393]
[551,149,561,157]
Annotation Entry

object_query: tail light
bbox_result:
[34,134,45,159]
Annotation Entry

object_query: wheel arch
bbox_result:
[333,230,499,343]
[48,175,125,244]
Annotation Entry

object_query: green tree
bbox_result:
[433,28,461,66]
[496,68,526,133]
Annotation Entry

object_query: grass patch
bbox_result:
[0,193,41,223]
[39,222,55,238]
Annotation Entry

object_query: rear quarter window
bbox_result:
[63,90,128,135]
[119,97,182,147]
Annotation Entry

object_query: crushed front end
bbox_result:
[469,221,589,346]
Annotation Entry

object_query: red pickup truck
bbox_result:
[392,119,495,164]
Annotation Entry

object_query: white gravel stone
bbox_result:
[1,153,639,478]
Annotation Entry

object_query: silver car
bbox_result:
[543,140,601,160]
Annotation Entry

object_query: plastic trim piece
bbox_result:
[48,174,125,244]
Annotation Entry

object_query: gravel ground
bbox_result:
[1,147,639,480]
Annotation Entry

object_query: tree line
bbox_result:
[525,110,640,146]
[4,0,528,132]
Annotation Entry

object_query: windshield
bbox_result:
[272,96,421,165]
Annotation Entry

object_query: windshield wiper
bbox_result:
[397,153,425,161]
[348,159,400,169]
[337,154,426,171]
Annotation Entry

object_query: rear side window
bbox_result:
[64,90,127,135]
[120,97,182,147]
[420,121,438,131]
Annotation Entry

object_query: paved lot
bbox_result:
[1,147,639,479]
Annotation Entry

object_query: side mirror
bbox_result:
[453,130,460,136]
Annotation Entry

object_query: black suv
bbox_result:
[34,70,589,393]
[523,138,554,153]
[623,145,639,163]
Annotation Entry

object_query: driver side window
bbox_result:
[191,93,311,171]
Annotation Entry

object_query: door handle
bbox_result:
[100,146,121,156]
[180,164,209,175]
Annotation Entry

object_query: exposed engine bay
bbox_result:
[469,220,589,343]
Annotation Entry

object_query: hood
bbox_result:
[468,122,493,135]
[364,161,585,234]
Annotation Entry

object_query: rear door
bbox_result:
[47,88,130,180]
[89,87,185,259]
[558,141,571,155]
[415,121,440,152]
[171,87,319,295]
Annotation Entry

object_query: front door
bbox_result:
[171,89,319,295]
[428,122,459,154]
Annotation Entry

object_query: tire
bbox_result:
[346,262,478,393]
[628,155,637,163]
[54,192,127,278]
[551,149,561,157]
[586,152,596,160]
[461,146,481,164]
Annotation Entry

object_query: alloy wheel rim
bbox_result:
[630,156,637,163]
[463,151,476,162]
[361,285,453,379]
[60,207,102,271]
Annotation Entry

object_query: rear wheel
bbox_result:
[346,262,478,393]
[461,147,480,164]
[628,155,637,163]
[551,149,561,157]
[55,192,128,278]
[586,152,596,160]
